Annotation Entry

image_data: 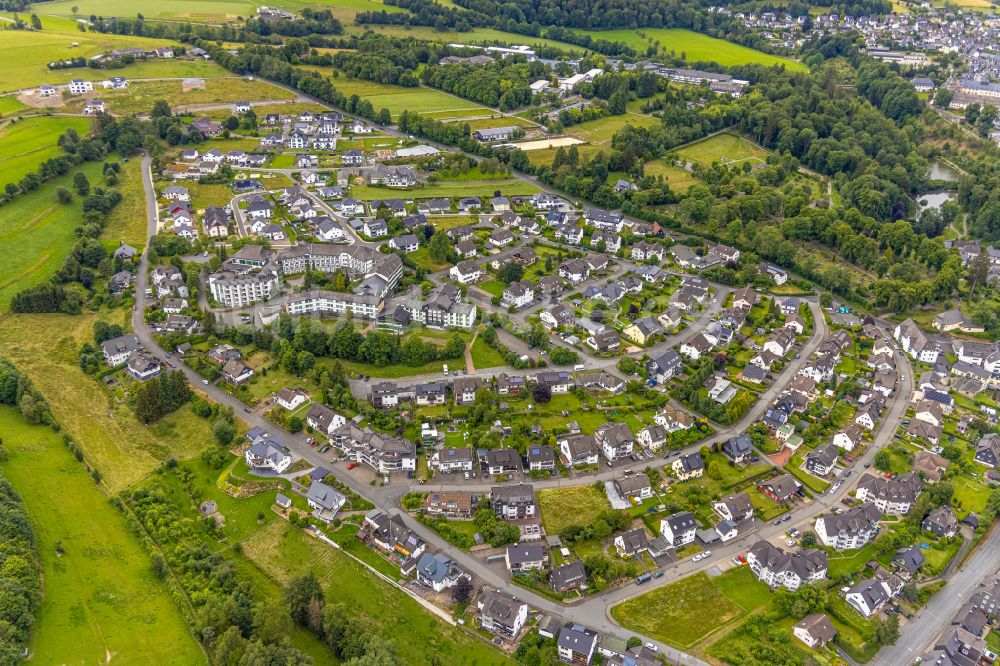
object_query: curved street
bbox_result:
[132,129,957,664]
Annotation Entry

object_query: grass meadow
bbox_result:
[0,95,28,117]
[0,116,92,185]
[102,157,150,249]
[675,132,771,167]
[0,16,185,92]
[0,407,203,664]
[351,178,540,200]
[243,520,511,666]
[64,78,294,116]
[537,485,610,534]
[0,310,217,492]
[611,568,771,648]
[644,159,702,192]
[567,113,662,146]
[327,74,489,118]
[0,160,107,309]
[37,0,404,23]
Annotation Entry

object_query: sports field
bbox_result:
[675,132,770,168]
[0,116,91,185]
[0,407,203,664]
[573,28,808,71]
[0,16,185,92]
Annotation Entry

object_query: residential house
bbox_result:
[245,435,291,474]
[672,453,704,480]
[557,624,598,665]
[559,435,599,467]
[714,492,754,522]
[614,528,649,558]
[815,503,881,550]
[307,481,347,523]
[793,614,837,649]
[746,540,827,590]
[855,472,923,515]
[550,561,587,593]
[660,511,697,547]
[594,422,634,462]
[505,543,548,573]
[415,552,466,592]
[722,433,753,463]
[922,506,959,538]
[613,474,652,502]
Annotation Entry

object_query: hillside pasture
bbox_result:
[0,407,203,664]
[0,116,92,186]
[243,520,510,665]
[0,161,107,309]
[35,0,406,23]
[0,308,217,491]
[0,19,184,92]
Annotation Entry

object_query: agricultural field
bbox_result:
[0,310,217,492]
[0,16,184,92]
[538,485,610,534]
[0,116,92,186]
[572,28,809,71]
[0,407,203,664]
[644,159,703,192]
[0,160,106,309]
[64,78,295,115]
[243,520,510,666]
[420,108,497,121]
[526,142,604,168]
[675,132,771,168]
[611,568,771,648]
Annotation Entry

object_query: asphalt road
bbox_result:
[129,94,974,661]
[877,524,1000,664]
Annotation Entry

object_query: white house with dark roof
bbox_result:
[245,435,291,473]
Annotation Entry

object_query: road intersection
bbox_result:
[133,130,980,663]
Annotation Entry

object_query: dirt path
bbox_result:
[465,330,478,374]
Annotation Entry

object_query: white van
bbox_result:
[574,364,586,371]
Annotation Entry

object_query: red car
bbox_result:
[347,463,358,470]
[307,438,317,446]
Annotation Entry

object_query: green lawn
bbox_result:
[477,279,507,297]
[538,485,610,534]
[243,520,510,665]
[470,337,506,369]
[0,160,106,309]
[676,132,771,168]
[0,116,92,190]
[460,116,538,130]
[571,28,808,71]
[950,474,990,518]
[826,542,878,579]
[611,571,749,648]
[0,407,203,664]
[343,24,583,53]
